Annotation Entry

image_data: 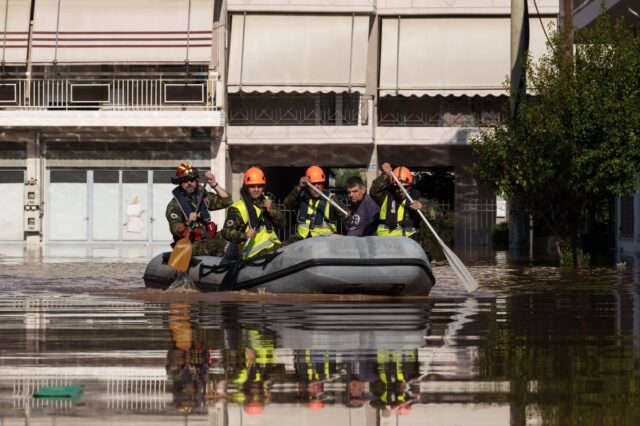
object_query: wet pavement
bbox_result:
[0,246,639,425]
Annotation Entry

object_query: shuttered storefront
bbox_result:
[47,169,174,243]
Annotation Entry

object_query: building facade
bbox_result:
[0,0,558,250]
[574,0,640,255]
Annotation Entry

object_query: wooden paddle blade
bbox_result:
[168,236,193,272]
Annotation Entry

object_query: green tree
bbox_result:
[471,15,640,266]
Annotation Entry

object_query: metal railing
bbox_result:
[455,200,497,247]
[276,199,496,248]
[0,78,219,111]
[228,94,368,126]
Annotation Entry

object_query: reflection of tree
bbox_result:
[475,293,640,425]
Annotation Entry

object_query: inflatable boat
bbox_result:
[143,236,434,296]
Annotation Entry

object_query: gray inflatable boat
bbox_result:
[143,236,434,295]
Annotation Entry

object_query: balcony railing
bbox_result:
[0,78,219,111]
[228,93,368,126]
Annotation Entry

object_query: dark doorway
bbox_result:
[413,167,455,206]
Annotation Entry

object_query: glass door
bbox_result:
[49,170,88,240]
[0,170,25,240]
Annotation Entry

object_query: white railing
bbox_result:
[0,78,220,111]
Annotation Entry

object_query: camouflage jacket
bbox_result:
[370,173,442,222]
[221,197,286,244]
[282,186,348,223]
[165,186,233,240]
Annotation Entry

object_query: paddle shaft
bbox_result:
[220,208,265,291]
[241,208,265,258]
[167,183,208,272]
[388,170,478,293]
[387,174,442,244]
[304,181,349,216]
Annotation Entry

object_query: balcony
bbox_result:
[227,0,375,13]
[0,77,224,128]
[376,0,559,15]
[227,94,374,145]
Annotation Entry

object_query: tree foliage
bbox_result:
[471,15,640,265]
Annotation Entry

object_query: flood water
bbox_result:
[1,247,639,425]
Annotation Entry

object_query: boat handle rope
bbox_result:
[198,250,281,279]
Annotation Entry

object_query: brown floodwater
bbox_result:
[0,248,639,425]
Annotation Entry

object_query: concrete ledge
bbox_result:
[228,124,374,145]
[376,126,479,145]
[0,110,225,128]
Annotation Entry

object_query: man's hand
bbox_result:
[298,176,310,190]
[408,200,423,210]
[262,198,273,213]
[381,162,392,175]
[187,212,198,224]
[204,171,217,187]
[246,229,257,240]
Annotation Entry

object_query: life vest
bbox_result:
[376,189,421,237]
[296,190,336,238]
[231,191,281,259]
[302,349,332,382]
[172,186,216,241]
[375,351,415,405]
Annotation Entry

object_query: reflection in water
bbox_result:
[0,257,639,424]
[161,300,490,424]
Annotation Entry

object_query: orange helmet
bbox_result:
[307,400,325,410]
[244,401,264,415]
[243,166,266,186]
[306,166,326,184]
[395,404,412,415]
[390,166,413,186]
[172,162,199,184]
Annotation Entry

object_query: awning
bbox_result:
[0,0,30,63]
[379,17,556,97]
[228,14,369,93]
[31,0,213,63]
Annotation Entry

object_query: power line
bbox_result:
[532,0,551,44]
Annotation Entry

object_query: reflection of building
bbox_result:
[0,0,558,252]
[3,366,169,411]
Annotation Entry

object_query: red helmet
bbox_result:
[243,167,266,186]
[390,166,413,186]
[306,166,326,184]
[172,162,199,184]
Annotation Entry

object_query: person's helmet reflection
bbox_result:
[163,304,430,420]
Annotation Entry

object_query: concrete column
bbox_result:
[24,132,42,249]
[209,0,230,226]
[365,15,380,188]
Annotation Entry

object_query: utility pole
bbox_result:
[561,0,574,60]
[509,0,530,254]
[510,0,529,120]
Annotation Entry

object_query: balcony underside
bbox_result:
[0,110,225,128]
[376,127,480,146]
[227,125,373,145]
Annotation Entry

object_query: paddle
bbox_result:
[304,181,349,216]
[219,209,265,291]
[388,170,478,293]
[168,183,207,272]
